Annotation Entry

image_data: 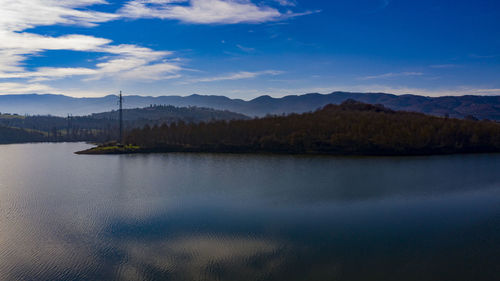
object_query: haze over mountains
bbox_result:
[1,92,500,120]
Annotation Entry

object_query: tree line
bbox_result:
[0,105,249,143]
[125,100,500,155]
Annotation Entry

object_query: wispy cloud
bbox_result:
[381,0,391,9]
[366,0,391,13]
[273,0,296,7]
[0,0,118,31]
[236,44,256,53]
[360,72,424,80]
[119,0,316,24]
[469,54,499,59]
[0,0,117,74]
[120,0,281,24]
[0,0,319,94]
[0,0,182,84]
[0,82,54,95]
[0,39,182,82]
[187,70,282,83]
[429,64,460,69]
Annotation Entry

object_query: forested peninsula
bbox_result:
[78,100,500,156]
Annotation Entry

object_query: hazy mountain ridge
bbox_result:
[1,92,500,120]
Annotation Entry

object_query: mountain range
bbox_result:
[1,92,500,120]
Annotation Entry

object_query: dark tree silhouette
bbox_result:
[125,100,500,155]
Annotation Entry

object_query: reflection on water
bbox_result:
[0,143,499,280]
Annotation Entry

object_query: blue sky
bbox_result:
[0,0,499,98]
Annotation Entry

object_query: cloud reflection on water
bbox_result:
[0,143,499,280]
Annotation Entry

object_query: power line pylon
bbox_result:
[119,91,123,144]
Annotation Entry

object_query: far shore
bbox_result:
[75,144,500,157]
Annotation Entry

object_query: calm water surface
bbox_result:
[0,143,499,281]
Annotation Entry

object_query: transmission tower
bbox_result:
[119,91,123,144]
[67,114,73,140]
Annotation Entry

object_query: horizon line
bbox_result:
[0,91,500,100]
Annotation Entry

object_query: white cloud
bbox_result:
[0,39,181,82]
[0,0,118,32]
[236,44,256,53]
[360,72,424,80]
[0,82,55,95]
[0,67,98,82]
[188,70,282,83]
[0,1,182,84]
[429,64,459,69]
[85,45,180,81]
[469,54,499,59]
[274,0,296,7]
[0,32,112,74]
[0,32,111,52]
[0,0,318,95]
[95,59,182,81]
[119,0,308,24]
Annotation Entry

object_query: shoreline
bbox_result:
[75,145,500,157]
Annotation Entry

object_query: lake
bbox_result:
[0,142,499,281]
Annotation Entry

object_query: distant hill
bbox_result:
[0,105,249,143]
[1,92,500,120]
[90,105,248,122]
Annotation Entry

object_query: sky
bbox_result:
[0,0,499,99]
